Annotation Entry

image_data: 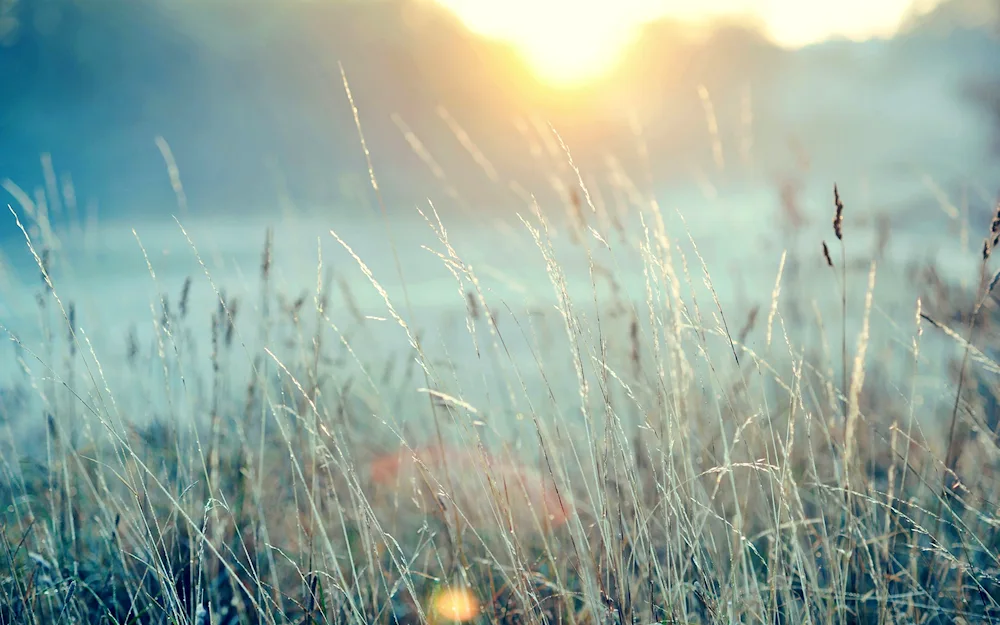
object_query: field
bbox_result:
[2,138,1000,625]
[2,3,1000,624]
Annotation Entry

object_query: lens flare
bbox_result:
[431,586,480,622]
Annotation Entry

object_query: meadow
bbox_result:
[1,4,1000,622]
[2,123,1000,625]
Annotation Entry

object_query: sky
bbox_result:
[428,0,951,86]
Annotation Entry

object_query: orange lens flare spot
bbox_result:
[431,586,480,622]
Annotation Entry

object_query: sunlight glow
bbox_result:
[430,0,943,86]
[431,0,662,87]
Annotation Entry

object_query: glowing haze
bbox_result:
[430,0,944,86]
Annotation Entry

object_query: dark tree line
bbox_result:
[0,0,201,111]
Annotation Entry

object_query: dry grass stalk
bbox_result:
[5,89,1000,624]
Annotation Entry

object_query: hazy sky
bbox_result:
[429,0,950,85]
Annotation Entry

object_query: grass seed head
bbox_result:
[833,184,844,241]
[984,198,1000,259]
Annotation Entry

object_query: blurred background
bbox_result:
[0,0,997,224]
[0,0,999,442]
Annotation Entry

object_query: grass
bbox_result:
[2,117,1000,625]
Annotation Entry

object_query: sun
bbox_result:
[431,0,663,87]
